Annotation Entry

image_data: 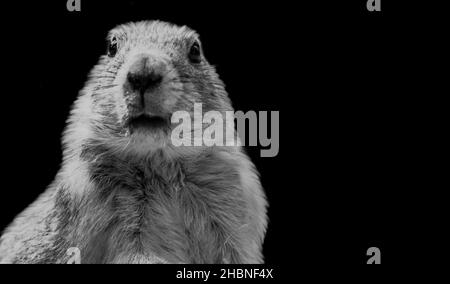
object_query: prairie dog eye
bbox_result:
[188,41,202,64]
[107,36,118,57]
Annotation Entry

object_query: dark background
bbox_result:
[0,1,431,267]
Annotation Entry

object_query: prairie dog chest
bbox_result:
[85,150,247,263]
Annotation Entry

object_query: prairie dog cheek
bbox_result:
[160,67,183,112]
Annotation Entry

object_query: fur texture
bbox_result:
[0,21,267,264]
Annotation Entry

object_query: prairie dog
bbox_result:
[0,21,267,264]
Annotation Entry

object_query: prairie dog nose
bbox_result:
[126,55,165,94]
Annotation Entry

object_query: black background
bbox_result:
[0,0,434,269]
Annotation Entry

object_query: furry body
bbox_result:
[0,21,267,264]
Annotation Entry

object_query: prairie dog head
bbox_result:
[66,21,234,159]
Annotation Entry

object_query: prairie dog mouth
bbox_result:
[128,114,170,133]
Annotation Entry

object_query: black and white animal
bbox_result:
[0,21,267,264]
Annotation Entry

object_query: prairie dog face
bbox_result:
[83,21,233,155]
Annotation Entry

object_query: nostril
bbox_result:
[127,71,163,93]
[148,72,163,86]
